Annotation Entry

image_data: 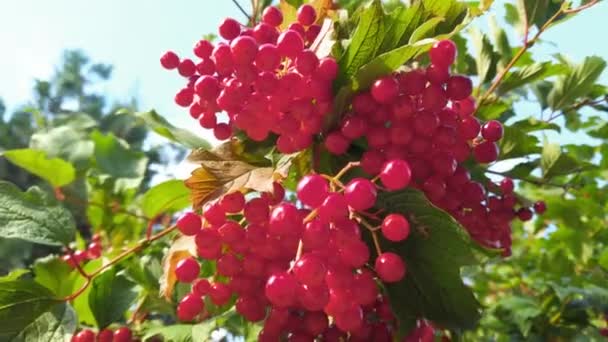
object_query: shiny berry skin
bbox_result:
[375,252,406,283]
[398,70,426,95]
[268,203,302,236]
[265,272,298,307]
[209,282,232,306]
[176,212,201,236]
[341,116,367,139]
[297,4,317,26]
[533,201,547,214]
[295,49,319,75]
[459,117,480,140]
[214,123,232,140]
[318,193,348,223]
[426,64,450,84]
[175,88,194,107]
[481,120,504,142]
[175,257,200,283]
[293,254,327,286]
[86,242,102,259]
[193,278,211,296]
[73,330,95,342]
[381,214,410,242]
[97,329,113,342]
[303,220,330,249]
[297,174,330,208]
[160,51,179,69]
[325,132,350,155]
[236,296,266,322]
[277,30,305,58]
[429,39,457,67]
[262,6,283,27]
[219,18,241,40]
[446,75,473,100]
[230,36,258,65]
[517,207,533,221]
[371,76,400,104]
[113,327,133,342]
[177,293,204,321]
[194,39,213,59]
[422,84,447,111]
[178,59,196,77]
[194,75,220,100]
[500,178,514,194]
[380,159,412,191]
[219,191,246,213]
[344,178,377,211]
[473,141,499,163]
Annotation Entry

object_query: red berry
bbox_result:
[293,254,327,286]
[214,123,232,140]
[86,242,102,259]
[236,295,266,322]
[481,120,504,142]
[113,328,132,342]
[160,51,180,69]
[219,18,241,40]
[318,193,349,223]
[306,24,322,43]
[500,178,514,194]
[175,257,200,283]
[341,116,367,139]
[265,272,298,307]
[268,203,302,237]
[194,75,220,100]
[194,39,214,59]
[73,330,95,342]
[381,214,410,242]
[398,70,426,95]
[244,198,269,223]
[459,117,480,140]
[295,49,319,75]
[304,311,329,336]
[297,174,330,208]
[325,132,350,155]
[175,88,194,107]
[533,201,546,214]
[344,178,377,211]
[253,22,279,44]
[217,253,242,277]
[426,64,450,84]
[473,141,499,163]
[446,75,473,100]
[316,57,338,81]
[380,159,412,191]
[371,76,399,104]
[192,278,211,296]
[303,219,330,250]
[176,212,202,236]
[230,36,258,65]
[256,43,281,71]
[97,329,113,342]
[262,6,283,27]
[209,282,232,306]
[177,293,204,321]
[297,4,317,26]
[429,39,457,67]
[517,207,533,221]
[422,84,447,111]
[178,59,196,77]
[375,252,406,283]
[361,150,385,175]
[277,30,305,58]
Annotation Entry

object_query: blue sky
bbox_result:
[0,0,606,147]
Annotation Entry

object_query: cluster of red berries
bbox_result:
[62,233,102,268]
[324,39,547,254]
[71,327,132,342]
[172,160,418,340]
[161,4,337,152]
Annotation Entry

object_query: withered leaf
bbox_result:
[159,235,196,300]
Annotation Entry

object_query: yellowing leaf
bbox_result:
[279,0,337,30]
[159,236,197,300]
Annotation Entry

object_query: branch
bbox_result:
[484,169,571,189]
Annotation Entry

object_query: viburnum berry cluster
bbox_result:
[325,39,546,254]
[71,327,132,342]
[161,4,337,152]
[61,233,103,268]
[173,159,420,340]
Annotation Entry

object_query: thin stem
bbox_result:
[333,162,360,182]
[370,230,383,257]
[64,247,91,280]
[484,169,569,189]
[563,0,599,14]
[231,0,252,22]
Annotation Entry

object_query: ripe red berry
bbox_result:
[533,201,547,214]
[303,219,330,250]
[73,329,95,342]
[268,203,302,236]
[160,51,180,69]
[375,252,406,283]
[175,257,200,283]
[175,88,194,107]
[214,123,232,140]
[371,76,399,104]
[297,174,330,208]
[177,59,196,77]
[236,295,266,322]
[194,75,220,100]
[219,191,246,213]
[192,278,211,296]
[219,18,241,40]
[517,207,533,221]
[97,329,113,342]
[316,57,338,81]
[422,84,447,111]
[230,36,258,65]
[381,214,410,242]
[306,24,322,43]
[473,141,499,163]
[500,178,514,194]
[426,64,450,84]
[293,254,327,286]
[177,293,204,321]
[429,39,457,67]
[194,39,214,59]
[318,193,349,223]
[176,212,202,236]
[325,132,350,155]
[398,70,426,95]
[265,272,298,307]
[344,178,377,211]
[446,75,473,100]
[277,30,305,58]
[209,282,232,306]
[295,49,319,75]
[113,327,133,342]
[481,120,504,142]
[297,4,317,26]
[459,117,481,140]
[262,6,283,27]
[380,159,412,191]
[86,241,102,259]
[341,116,367,139]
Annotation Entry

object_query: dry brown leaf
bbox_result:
[159,235,197,300]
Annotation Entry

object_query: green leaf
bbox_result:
[0,181,76,246]
[191,320,217,341]
[11,303,77,342]
[489,16,511,67]
[541,142,561,177]
[511,117,561,133]
[0,279,59,340]
[71,259,102,326]
[140,180,191,218]
[30,126,94,171]
[91,130,148,190]
[408,17,445,44]
[337,0,386,84]
[470,28,497,84]
[378,2,425,53]
[136,110,211,149]
[476,101,511,121]
[547,56,607,110]
[599,249,608,271]
[143,324,194,342]
[3,149,76,187]
[499,126,541,160]
[498,62,567,94]
[375,189,482,335]
[88,269,137,328]
[33,256,78,298]
[494,296,542,336]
